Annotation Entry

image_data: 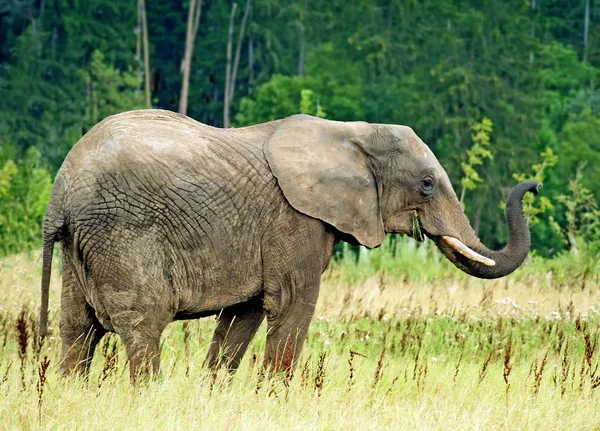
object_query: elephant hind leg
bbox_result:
[204,295,265,373]
[110,310,172,384]
[60,259,106,378]
[60,315,106,378]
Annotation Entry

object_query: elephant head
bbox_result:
[265,115,539,279]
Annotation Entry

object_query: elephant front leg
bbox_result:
[260,211,335,377]
[263,284,319,377]
[203,295,265,372]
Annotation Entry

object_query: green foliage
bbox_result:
[556,107,600,197]
[0,148,53,256]
[0,24,87,168]
[303,43,366,120]
[512,148,558,225]
[299,89,326,118]
[0,0,599,256]
[86,50,146,129]
[234,74,310,125]
[550,165,600,257]
[333,236,457,285]
[459,117,494,204]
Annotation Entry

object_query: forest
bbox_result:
[0,0,599,259]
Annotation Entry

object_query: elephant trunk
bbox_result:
[434,181,541,279]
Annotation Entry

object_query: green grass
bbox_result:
[1,246,600,430]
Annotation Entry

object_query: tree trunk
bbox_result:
[136,0,141,82]
[568,233,579,256]
[297,0,307,76]
[298,35,305,76]
[529,0,535,63]
[179,0,203,115]
[248,35,254,85]
[223,3,237,128]
[584,0,590,62]
[229,0,251,103]
[223,0,251,128]
[140,0,151,108]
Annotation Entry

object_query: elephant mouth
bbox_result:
[417,212,496,267]
[405,211,426,242]
[440,236,496,267]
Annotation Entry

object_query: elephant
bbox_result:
[39,109,540,381]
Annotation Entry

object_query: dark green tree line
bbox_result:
[0,0,599,256]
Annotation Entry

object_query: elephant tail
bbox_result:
[39,233,57,340]
[39,176,67,340]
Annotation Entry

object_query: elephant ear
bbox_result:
[265,114,385,249]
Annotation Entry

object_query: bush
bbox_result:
[0,147,53,256]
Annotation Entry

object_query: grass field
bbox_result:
[1,244,599,430]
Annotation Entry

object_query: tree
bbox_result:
[0,24,86,169]
[179,0,203,115]
[235,74,309,126]
[139,0,151,107]
[0,147,53,256]
[224,0,251,128]
[86,50,146,129]
[0,0,598,256]
[556,107,600,197]
[551,165,600,256]
[459,117,494,206]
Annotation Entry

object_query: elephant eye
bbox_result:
[421,178,434,193]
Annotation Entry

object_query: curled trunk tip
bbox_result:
[436,181,541,279]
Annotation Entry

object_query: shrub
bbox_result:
[0,147,53,256]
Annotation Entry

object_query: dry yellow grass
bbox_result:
[1,250,599,430]
[3,249,598,323]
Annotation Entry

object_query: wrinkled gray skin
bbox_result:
[39,110,539,380]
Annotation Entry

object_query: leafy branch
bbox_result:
[300,89,326,118]
[549,164,600,255]
[459,117,494,205]
[510,147,558,225]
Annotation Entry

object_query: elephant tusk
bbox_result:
[441,236,496,267]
